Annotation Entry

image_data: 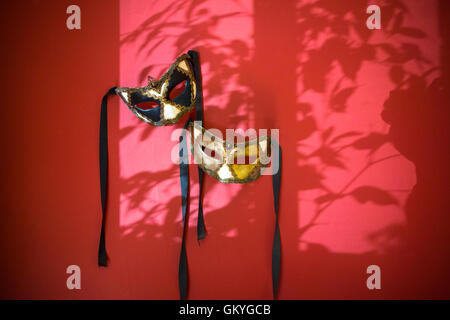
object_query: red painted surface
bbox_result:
[1,0,449,299]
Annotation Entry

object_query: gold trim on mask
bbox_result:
[190,122,271,184]
[115,53,197,126]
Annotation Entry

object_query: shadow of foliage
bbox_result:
[115,0,449,298]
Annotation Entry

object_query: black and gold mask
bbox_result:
[116,53,197,126]
[97,50,201,268]
[97,50,282,301]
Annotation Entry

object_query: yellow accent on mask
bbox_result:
[232,164,257,179]
[190,122,271,183]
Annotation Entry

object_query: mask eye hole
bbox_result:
[201,145,217,159]
[135,101,159,110]
[234,139,260,164]
[234,150,256,164]
[169,80,186,100]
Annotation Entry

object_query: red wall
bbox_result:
[1,0,449,299]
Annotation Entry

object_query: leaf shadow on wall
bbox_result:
[113,0,450,298]
[287,0,450,298]
[116,0,266,299]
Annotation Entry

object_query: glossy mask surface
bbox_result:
[116,53,197,126]
[190,122,271,183]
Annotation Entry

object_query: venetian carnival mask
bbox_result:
[97,50,282,301]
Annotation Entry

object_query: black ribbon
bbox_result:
[188,50,206,242]
[271,143,282,299]
[177,51,206,299]
[197,168,206,241]
[178,49,283,298]
[179,118,192,300]
[98,87,117,267]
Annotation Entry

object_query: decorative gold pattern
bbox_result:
[116,53,197,126]
[190,122,272,184]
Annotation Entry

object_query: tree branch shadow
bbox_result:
[113,0,449,298]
